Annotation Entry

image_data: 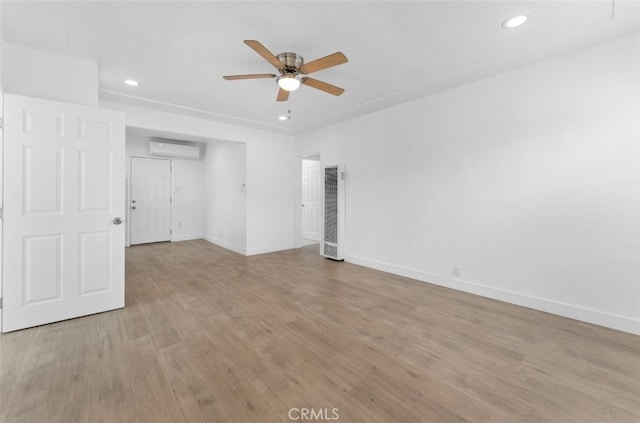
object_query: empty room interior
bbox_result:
[0,1,639,422]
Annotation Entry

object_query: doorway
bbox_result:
[130,157,172,245]
[301,154,321,246]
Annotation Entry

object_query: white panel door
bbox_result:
[302,159,321,241]
[2,94,125,332]
[130,157,171,245]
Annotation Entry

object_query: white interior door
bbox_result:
[302,159,321,241]
[130,157,171,245]
[2,94,125,333]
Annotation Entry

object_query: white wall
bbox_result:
[126,136,205,245]
[171,153,206,242]
[2,41,98,106]
[246,136,296,255]
[204,140,247,254]
[296,33,640,334]
[103,101,296,255]
[0,3,4,93]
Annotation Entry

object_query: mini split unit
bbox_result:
[149,140,201,160]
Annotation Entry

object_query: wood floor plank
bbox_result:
[157,343,227,423]
[1,240,638,422]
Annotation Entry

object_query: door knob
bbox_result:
[132,206,136,210]
[132,200,136,204]
[113,217,123,225]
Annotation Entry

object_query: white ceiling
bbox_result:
[2,1,639,134]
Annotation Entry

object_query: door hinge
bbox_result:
[0,208,3,219]
[170,198,173,204]
[0,297,3,309]
[0,118,4,129]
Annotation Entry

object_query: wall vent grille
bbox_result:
[321,165,345,261]
[324,166,338,244]
[323,244,338,259]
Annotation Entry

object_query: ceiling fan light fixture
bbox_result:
[277,73,301,91]
[502,15,529,29]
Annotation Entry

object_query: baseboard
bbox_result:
[301,239,320,247]
[172,233,203,242]
[246,242,296,256]
[203,236,247,256]
[203,237,294,256]
[346,255,640,336]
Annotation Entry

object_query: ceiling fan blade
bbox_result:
[301,77,345,96]
[223,73,276,80]
[276,88,289,102]
[300,52,348,74]
[244,40,284,70]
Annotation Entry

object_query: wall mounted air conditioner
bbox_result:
[149,140,201,160]
[321,164,345,261]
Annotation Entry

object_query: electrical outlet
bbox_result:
[453,266,460,277]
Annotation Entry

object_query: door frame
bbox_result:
[127,156,173,246]
[295,152,321,249]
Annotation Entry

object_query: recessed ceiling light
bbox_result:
[124,79,139,87]
[278,115,288,121]
[502,15,529,29]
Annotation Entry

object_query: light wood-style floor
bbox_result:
[1,240,638,422]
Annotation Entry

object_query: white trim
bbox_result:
[203,236,246,256]
[246,242,295,256]
[346,255,640,336]
[100,89,290,134]
[172,233,203,242]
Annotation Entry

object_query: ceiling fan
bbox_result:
[223,40,348,102]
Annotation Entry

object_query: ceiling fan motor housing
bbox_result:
[277,52,304,72]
